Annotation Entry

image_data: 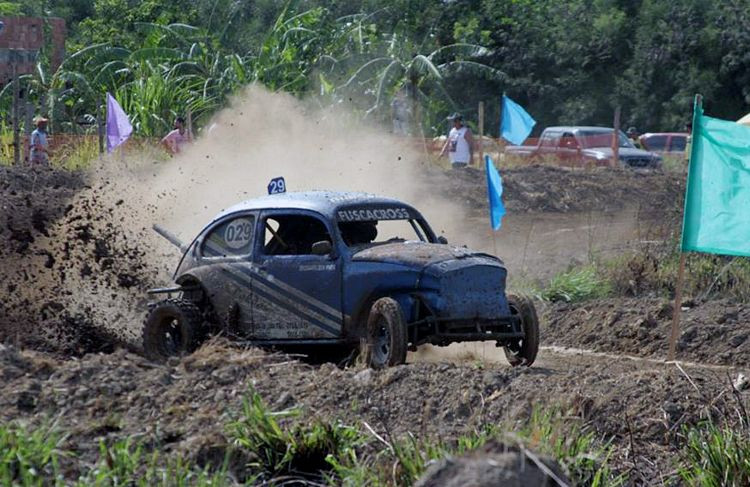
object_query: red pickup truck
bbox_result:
[505,126,662,168]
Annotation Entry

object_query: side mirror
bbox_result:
[437,236,448,245]
[311,240,333,256]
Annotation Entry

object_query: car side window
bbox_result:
[540,132,558,147]
[201,215,255,258]
[261,214,332,256]
[670,136,687,151]
[559,133,578,149]
[646,135,667,151]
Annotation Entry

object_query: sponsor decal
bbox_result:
[299,264,336,271]
[337,207,411,222]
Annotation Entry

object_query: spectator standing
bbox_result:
[440,113,474,168]
[29,117,50,165]
[626,127,642,148]
[161,116,192,155]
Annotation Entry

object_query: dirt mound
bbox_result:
[544,297,750,366]
[0,164,167,356]
[425,164,684,215]
[416,440,569,486]
[0,339,741,484]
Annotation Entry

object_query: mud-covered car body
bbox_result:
[167,191,521,349]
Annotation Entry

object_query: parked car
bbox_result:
[505,126,662,168]
[638,132,688,154]
[145,191,540,368]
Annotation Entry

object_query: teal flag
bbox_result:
[682,96,750,256]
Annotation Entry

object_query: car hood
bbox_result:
[351,241,500,268]
[582,147,657,159]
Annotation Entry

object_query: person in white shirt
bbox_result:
[440,113,474,168]
[161,116,192,155]
[30,117,51,165]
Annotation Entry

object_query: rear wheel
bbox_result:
[142,298,203,361]
[361,297,408,368]
[504,294,540,367]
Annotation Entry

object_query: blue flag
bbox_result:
[486,155,506,230]
[500,94,536,145]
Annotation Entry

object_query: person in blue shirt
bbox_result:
[30,117,50,165]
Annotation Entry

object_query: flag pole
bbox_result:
[667,94,702,361]
[668,252,686,360]
[611,106,621,168]
[478,101,484,167]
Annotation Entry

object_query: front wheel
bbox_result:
[142,298,204,362]
[504,294,540,367]
[361,297,408,368]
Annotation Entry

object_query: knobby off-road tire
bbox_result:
[142,298,203,362]
[504,294,540,367]
[362,297,408,368]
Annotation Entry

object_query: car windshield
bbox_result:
[338,218,431,248]
[579,130,635,149]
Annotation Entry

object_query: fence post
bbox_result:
[612,106,621,168]
[12,61,20,166]
[97,100,104,155]
[24,102,33,163]
[478,101,484,167]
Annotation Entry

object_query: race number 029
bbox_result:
[224,218,253,249]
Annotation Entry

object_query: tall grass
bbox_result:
[0,422,67,487]
[228,389,363,481]
[516,407,625,486]
[678,422,750,487]
[542,265,612,303]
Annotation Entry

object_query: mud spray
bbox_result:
[3,85,478,356]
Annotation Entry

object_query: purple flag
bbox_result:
[106,93,133,153]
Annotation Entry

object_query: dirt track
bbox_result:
[3,162,745,484]
[1,341,743,484]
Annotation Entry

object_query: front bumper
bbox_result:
[410,316,523,348]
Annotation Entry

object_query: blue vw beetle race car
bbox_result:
[144,190,539,368]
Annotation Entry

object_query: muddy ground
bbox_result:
[543,297,750,367]
[426,164,684,216]
[2,162,744,485]
[0,340,742,484]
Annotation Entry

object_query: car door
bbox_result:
[251,210,343,341]
[557,132,580,166]
[194,212,257,337]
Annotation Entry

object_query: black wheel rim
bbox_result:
[160,317,183,356]
[506,302,524,355]
[372,317,391,366]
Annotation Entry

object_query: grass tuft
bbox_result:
[0,421,68,487]
[678,422,750,487]
[542,265,612,303]
[229,388,363,480]
[516,407,625,486]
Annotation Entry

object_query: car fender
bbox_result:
[348,291,418,338]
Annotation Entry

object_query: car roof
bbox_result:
[545,126,619,133]
[640,132,688,137]
[209,190,418,223]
